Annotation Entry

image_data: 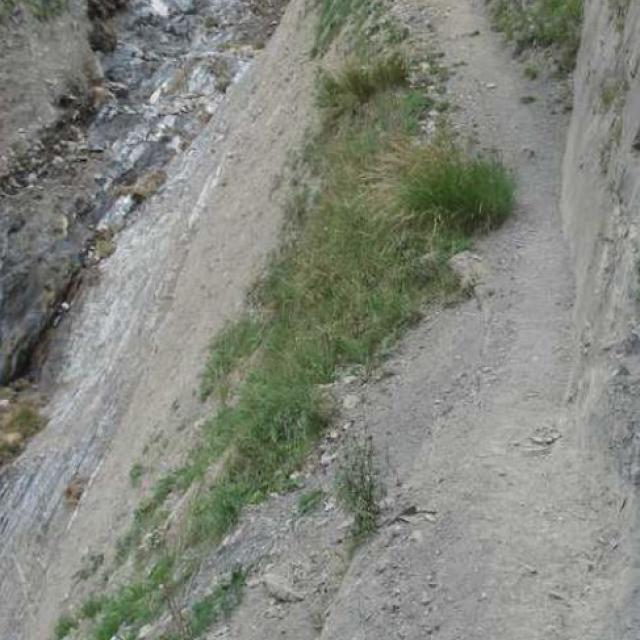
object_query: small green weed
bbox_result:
[600,78,628,112]
[524,64,540,79]
[129,462,145,488]
[335,434,384,539]
[609,0,631,33]
[80,596,106,620]
[297,489,325,515]
[6,404,42,435]
[53,615,78,640]
[201,316,264,400]
[1,401,44,464]
[83,556,175,640]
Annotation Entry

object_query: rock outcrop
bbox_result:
[562,1,640,484]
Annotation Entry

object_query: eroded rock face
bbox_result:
[87,0,128,51]
[561,0,640,484]
[0,0,284,384]
[0,2,96,382]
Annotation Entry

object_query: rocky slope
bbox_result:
[0,0,312,636]
[563,0,640,483]
[0,0,284,385]
[0,0,95,382]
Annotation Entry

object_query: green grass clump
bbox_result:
[297,489,325,516]
[600,78,628,112]
[53,615,78,640]
[336,434,384,539]
[383,142,515,234]
[491,0,584,69]
[201,316,264,400]
[314,0,371,54]
[86,556,174,640]
[318,55,409,119]
[1,402,45,464]
[80,596,106,620]
[129,462,145,488]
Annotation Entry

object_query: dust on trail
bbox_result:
[0,0,316,636]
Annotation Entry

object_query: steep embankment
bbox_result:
[561,1,640,629]
[0,0,316,636]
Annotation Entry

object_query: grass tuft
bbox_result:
[297,488,325,516]
[53,615,78,640]
[318,55,409,119]
[1,401,45,464]
[129,462,145,488]
[314,0,370,54]
[375,140,515,235]
[201,316,264,400]
[87,556,174,640]
[335,434,384,539]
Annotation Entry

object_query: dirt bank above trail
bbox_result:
[563,1,640,483]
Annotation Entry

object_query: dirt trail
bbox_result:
[318,1,632,638]
[0,0,316,636]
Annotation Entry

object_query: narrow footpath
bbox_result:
[320,1,631,638]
